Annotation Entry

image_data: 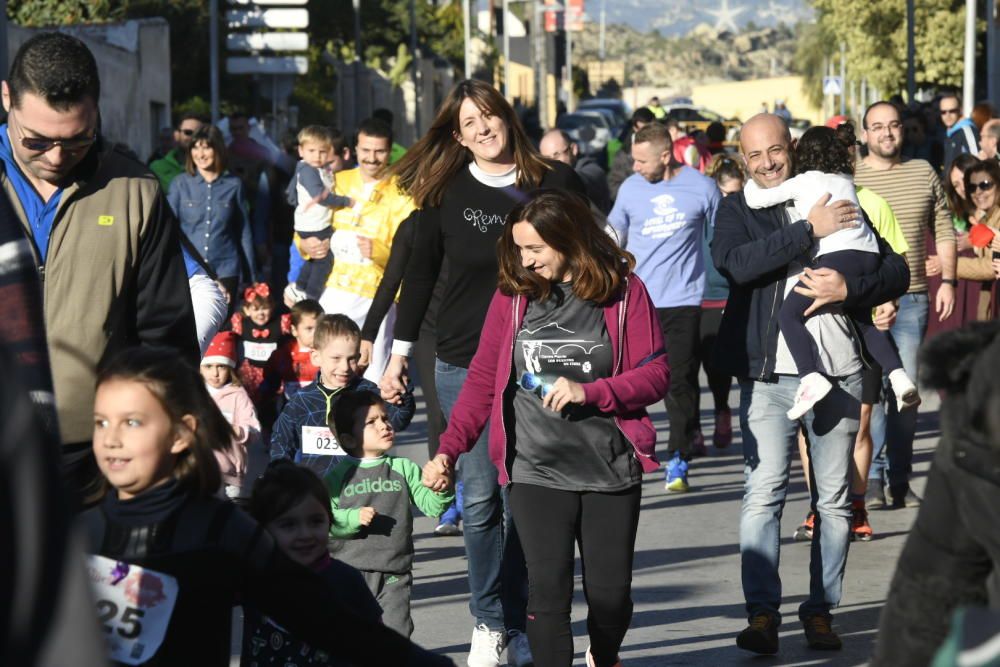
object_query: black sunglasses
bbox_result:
[970,179,996,192]
[179,128,196,137]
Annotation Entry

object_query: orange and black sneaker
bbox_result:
[736,613,779,655]
[793,511,815,541]
[851,501,873,542]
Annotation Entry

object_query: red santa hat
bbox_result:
[202,332,237,368]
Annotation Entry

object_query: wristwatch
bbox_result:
[941,278,958,287]
[802,220,814,236]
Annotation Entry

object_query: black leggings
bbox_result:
[509,483,641,667]
[779,249,903,377]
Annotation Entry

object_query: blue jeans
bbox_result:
[435,358,527,633]
[739,372,861,623]
[868,292,928,487]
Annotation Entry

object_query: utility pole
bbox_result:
[210,0,219,123]
[990,0,999,108]
[906,0,915,103]
[599,0,606,90]
[964,0,976,117]
[535,1,548,129]
[463,0,472,79]
[839,41,846,116]
[410,0,421,137]
[503,0,511,97]
[565,27,573,111]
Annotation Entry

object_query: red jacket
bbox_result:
[437,275,670,485]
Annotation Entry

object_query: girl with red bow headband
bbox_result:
[230,282,291,430]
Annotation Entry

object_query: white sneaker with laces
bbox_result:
[888,369,921,412]
[505,630,533,667]
[283,282,307,305]
[786,372,833,420]
[468,624,506,667]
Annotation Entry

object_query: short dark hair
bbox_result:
[794,122,856,176]
[706,121,726,143]
[248,460,333,527]
[372,107,394,126]
[185,125,228,175]
[8,32,100,110]
[862,101,900,130]
[631,107,655,126]
[357,117,393,145]
[176,112,208,129]
[290,299,324,327]
[332,391,383,452]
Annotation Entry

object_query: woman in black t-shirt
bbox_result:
[378,79,585,666]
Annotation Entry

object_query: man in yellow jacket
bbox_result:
[318,118,415,381]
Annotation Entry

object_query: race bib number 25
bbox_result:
[301,425,344,456]
[87,555,179,665]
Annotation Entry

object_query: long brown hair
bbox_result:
[390,79,551,208]
[497,189,635,304]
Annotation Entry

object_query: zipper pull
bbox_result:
[38,264,45,282]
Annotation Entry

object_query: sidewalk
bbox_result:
[403,384,938,666]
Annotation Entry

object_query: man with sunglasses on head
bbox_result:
[940,92,980,174]
[149,112,207,191]
[854,101,956,510]
[0,32,198,504]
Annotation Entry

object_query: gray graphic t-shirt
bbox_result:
[511,283,641,492]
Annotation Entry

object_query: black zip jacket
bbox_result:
[82,485,453,667]
[710,190,910,381]
[872,321,1000,666]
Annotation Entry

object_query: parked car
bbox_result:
[577,98,631,136]
[556,112,612,157]
[663,104,741,143]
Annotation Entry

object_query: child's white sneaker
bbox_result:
[283,282,307,306]
[888,369,921,412]
[786,373,833,420]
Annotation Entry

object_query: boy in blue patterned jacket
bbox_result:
[270,314,415,478]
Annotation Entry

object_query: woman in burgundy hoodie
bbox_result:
[423,190,670,667]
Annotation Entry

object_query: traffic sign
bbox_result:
[226,8,308,29]
[226,56,308,75]
[823,76,843,96]
[227,32,308,52]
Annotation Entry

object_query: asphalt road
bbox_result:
[232,380,939,667]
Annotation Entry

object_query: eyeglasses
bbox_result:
[179,128,196,137]
[940,108,961,116]
[970,179,996,192]
[9,110,96,153]
[518,371,553,399]
[867,121,902,134]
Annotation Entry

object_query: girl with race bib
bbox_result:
[200,331,262,501]
[81,346,451,667]
[231,282,290,429]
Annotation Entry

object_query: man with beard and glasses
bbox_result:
[855,101,956,510]
[300,118,415,382]
[712,114,909,655]
[150,112,206,192]
[609,122,721,492]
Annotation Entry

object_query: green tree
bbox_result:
[805,0,979,97]
[6,0,119,25]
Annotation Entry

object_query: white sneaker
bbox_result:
[283,282,307,305]
[889,369,921,412]
[468,624,506,667]
[786,373,833,420]
[506,630,533,667]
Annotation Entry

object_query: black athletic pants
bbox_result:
[509,482,641,667]
[657,306,701,459]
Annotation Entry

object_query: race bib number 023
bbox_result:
[87,555,179,665]
[301,425,344,456]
